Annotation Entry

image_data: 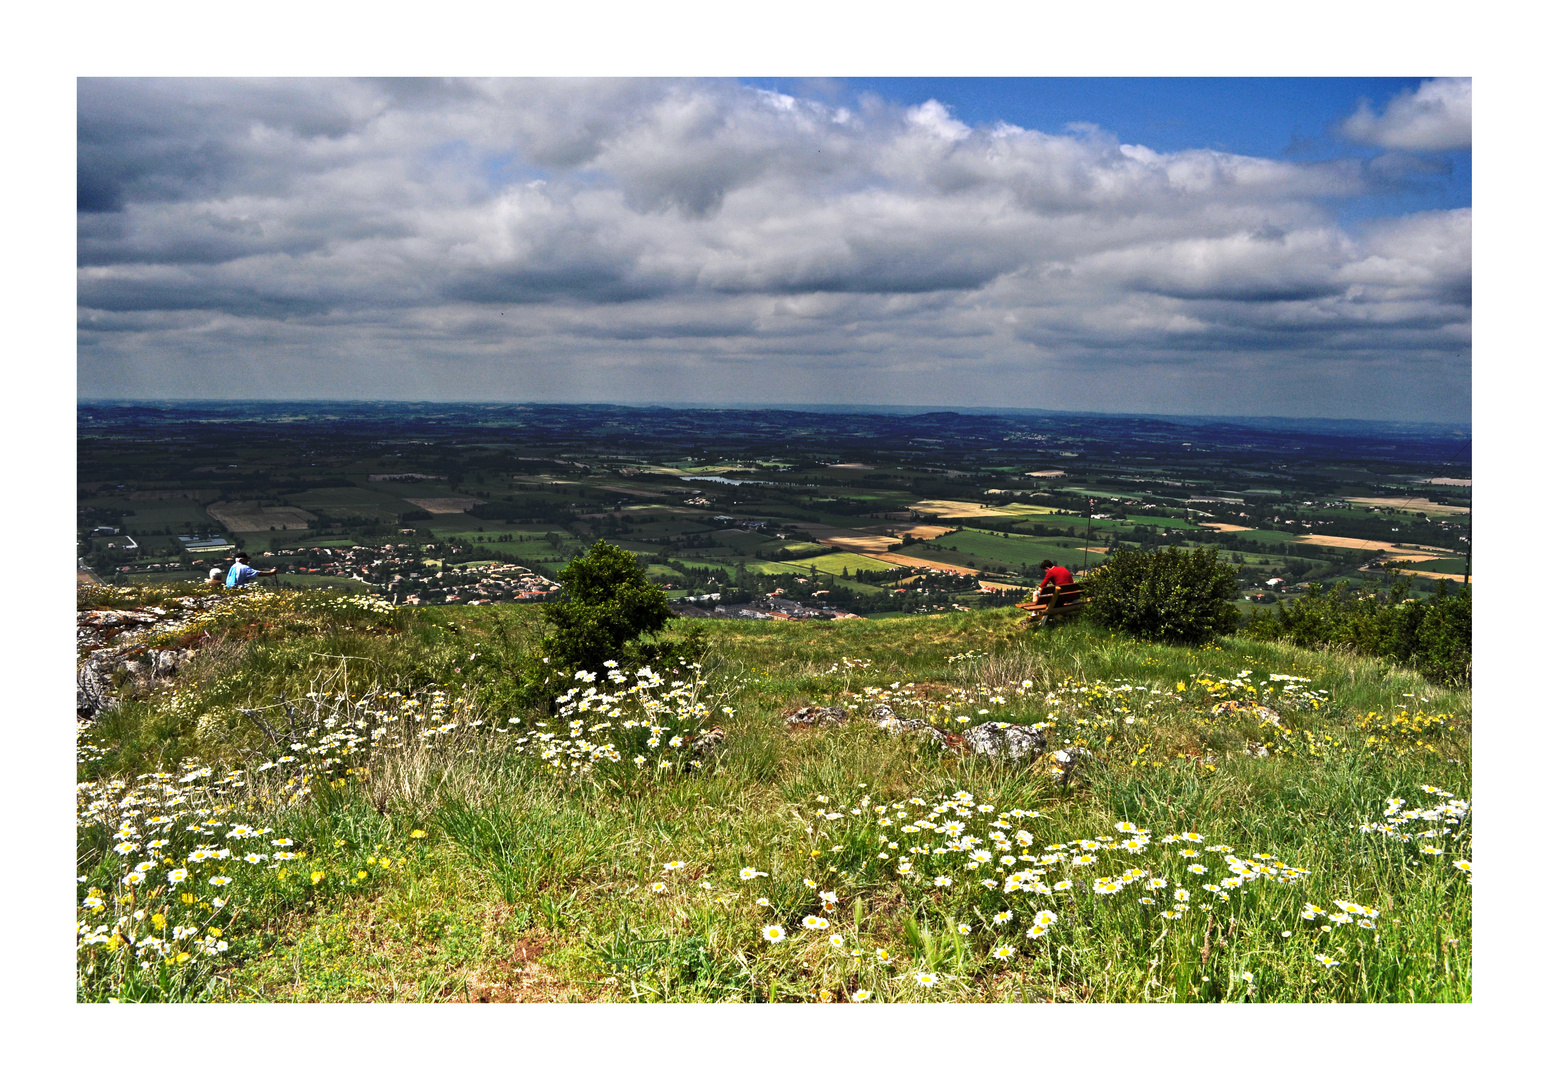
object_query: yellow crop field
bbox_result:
[908,500,1061,519]
[1346,497,1470,517]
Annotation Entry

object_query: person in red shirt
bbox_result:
[1039,560,1075,589]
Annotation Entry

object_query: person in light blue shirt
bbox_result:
[225,552,277,588]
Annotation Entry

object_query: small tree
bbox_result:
[540,540,674,674]
[1084,546,1240,645]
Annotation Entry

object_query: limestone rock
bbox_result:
[785,705,852,727]
[961,722,1047,762]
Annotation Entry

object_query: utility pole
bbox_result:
[1463,506,1470,586]
[1083,498,1093,575]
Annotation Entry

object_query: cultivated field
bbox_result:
[406,497,484,514]
[779,552,898,576]
[1346,497,1471,517]
[205,502,317,532]
[909,500,1060,519]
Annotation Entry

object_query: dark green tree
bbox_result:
[1084,545,1240,645]
[540,540,674,673]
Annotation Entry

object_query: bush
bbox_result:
[1241,576,1471,686]
[1083,546,1240,645]
[539,540,675,675]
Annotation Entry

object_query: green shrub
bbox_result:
[1083,545,1240,645]
[1242,576,1470,686]
[539,540,675,675]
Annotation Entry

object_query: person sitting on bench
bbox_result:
[1027,560,1075,611]
[1038,560,1075,590]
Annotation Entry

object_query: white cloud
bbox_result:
[1341,77,1471,151]
[76,78,1470,420]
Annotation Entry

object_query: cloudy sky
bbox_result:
[77,77,1471,421]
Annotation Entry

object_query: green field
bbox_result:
[778,552,896,576]
[919,528,1103,572]
[1122,515,1201,529]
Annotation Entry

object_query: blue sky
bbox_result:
[77,77,1471,422]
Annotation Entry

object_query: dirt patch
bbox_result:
[465,930,596,1003]
[207,501,316,532]
[405,497,483,514]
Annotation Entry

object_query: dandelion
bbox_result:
[409,830,427,839]
[310,870,325,885]
[761,925,787,944]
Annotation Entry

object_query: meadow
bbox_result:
[76,583,1470,1003]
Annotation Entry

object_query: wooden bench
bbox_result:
[1016,581,1089,628]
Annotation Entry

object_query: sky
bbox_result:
[76,77,1471,422]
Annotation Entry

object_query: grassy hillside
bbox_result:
[77,585,1471,1002]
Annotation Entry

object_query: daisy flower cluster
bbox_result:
[778,788,1322,970]
[502,661,730,777]
[1358,785,1471,878]
[1192,671,1330,713]
[78,758,423,998]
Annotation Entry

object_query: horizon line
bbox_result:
[76,398,1471,431]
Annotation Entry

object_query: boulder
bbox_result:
[785,705,852,727]
[961,722,1047,762]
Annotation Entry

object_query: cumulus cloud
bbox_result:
[1341,77,1471,151]
[77,78,1471,420]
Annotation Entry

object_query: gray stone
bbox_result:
[961,722,1047,762]
[785,705,852,727]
